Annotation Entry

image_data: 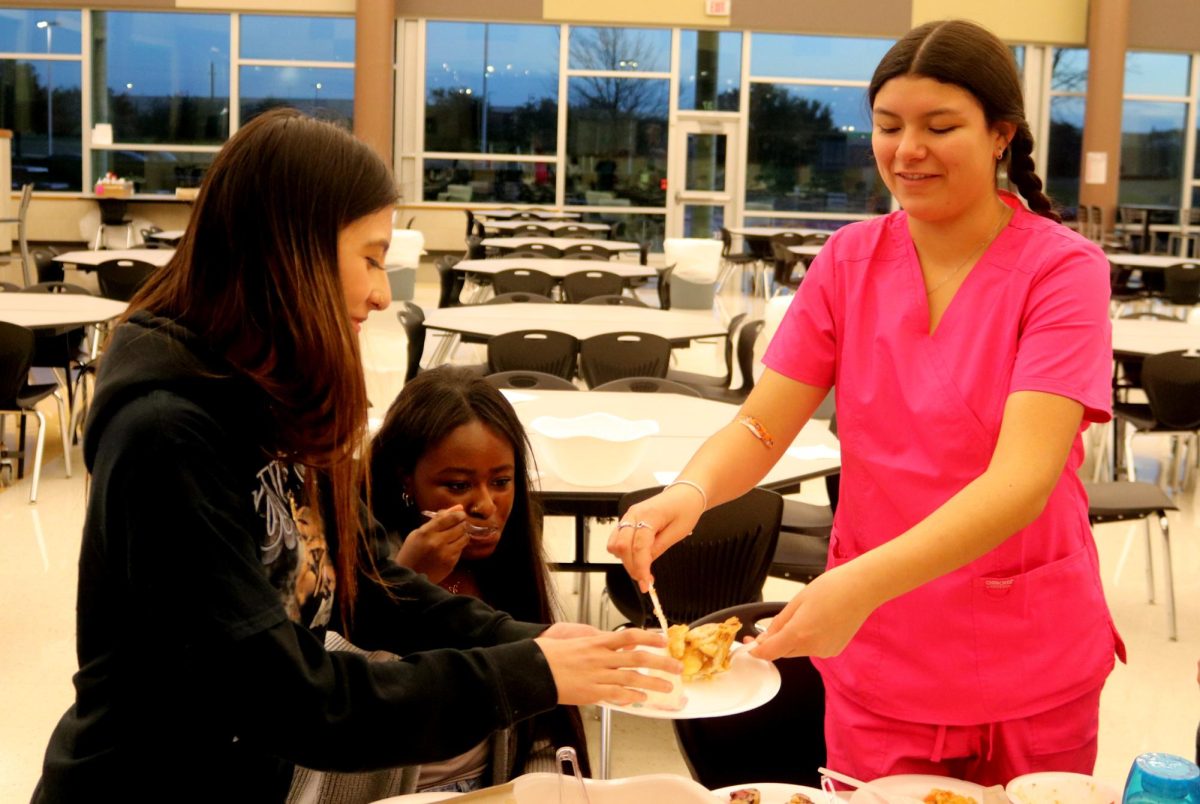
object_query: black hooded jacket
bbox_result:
[33,311,557,802]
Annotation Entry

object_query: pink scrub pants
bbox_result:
[823,682,1103,788]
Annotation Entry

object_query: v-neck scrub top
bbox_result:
[764,192,1123,725]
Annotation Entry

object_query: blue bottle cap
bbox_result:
[1135,753,1200,799]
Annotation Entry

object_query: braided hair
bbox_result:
[868,19,1061,223]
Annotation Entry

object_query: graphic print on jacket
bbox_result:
[253,461,335,628]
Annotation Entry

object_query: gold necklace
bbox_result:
[925,208,1010,296]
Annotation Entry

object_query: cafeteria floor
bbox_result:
[1,272,1197,800]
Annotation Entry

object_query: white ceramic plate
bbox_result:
[1006,771,1120,804]
[368,793,462,803]
[605,648,781,720]
[711,782,829,802]
[847,774,984,803]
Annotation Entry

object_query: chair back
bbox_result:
[511,222,555,237]
[671,602,826,789]
[770,234,803,287]
[578,294,648,307]
[140,225,164,248]
[484,370,579,391]
[508,244,564,259]
[719,226,734,258]
[1164,263,1200,306]
[465,234,486,260]
[0,321,35,406]
[96,258,155,301]
[579,331,671,388]
[605,487,783,626]
[491,267,556,297]
[591,377,701,396]
[484,292,555,305]
[733,319,766,394]
[561,269,624,303]
[486,330,579,380]
[1141,351,1200,430]
[656,265,673,310]
[395,302,426,382]
[435,255,464,308]
[562,243,616,260]
[553,224,593,239]
[31,247,64,283]
[15,183,32,221]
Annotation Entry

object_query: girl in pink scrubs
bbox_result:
[608,19,1120,787]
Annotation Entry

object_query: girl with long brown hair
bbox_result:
[33,109,676,803]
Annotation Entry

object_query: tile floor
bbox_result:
[1,272,1198,801]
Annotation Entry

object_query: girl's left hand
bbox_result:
[749,564,877,660]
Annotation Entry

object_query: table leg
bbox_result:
[575,515,591,623]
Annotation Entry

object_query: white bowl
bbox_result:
[530,412,658,487]
[1006,772,1120,804]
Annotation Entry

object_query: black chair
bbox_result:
[491,268,556,297]
[590,377,702,396]
[20,281,95,416]
[484,370,579,391]
[465,234,486,261]
[31,247,64,283]
[510,223,555,237]
[600,486,783,630]
[96,258,155,301]
[486,330,579,381]
[139,225,167,248]
[671,602,826,790]
[1086,480,1179,640]
[1112,351,1200,491]
[768,473,842,584]
[578,331,672,388]
[578,294,649,307]
[508,244,564,259]
[769,232,807,290]
[484,292,555,305]
[562,243,617,260]
[1162,263,1200,308]
[695,319,765,404]
[395,302,426,383]
[0,321,71,502]
[552,224,594,239]
[435,255,465,308]
[668,312,747,390]
[718,225,759,292]
[561,270,625,303]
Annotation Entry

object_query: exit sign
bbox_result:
[706,0,731,16]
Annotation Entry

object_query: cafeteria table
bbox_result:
[52,248,175,270]
[502,388,842,620]
[1112,316,1200,356]
[452,257,656,303]
[472,209,581,222]
[0,293,127,331]
[480,219,611,236]
[479,236,644,262]
[423,302,726,365]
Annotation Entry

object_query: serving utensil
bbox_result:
[647,580,670,634]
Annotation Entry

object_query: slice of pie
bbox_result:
[667,616,741,681]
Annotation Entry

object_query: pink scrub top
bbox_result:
[764,192,1124,725]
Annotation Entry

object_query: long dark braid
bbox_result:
[1006,122,1060,222]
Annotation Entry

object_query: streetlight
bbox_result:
[36,20,58,157]
[313,82,322,107]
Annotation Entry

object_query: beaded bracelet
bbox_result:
[665,479,708,511]
[737,414,775,448]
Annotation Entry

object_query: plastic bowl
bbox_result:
[1006,772,1120,804]
[530,412,658,487]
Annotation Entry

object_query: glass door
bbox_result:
[668,118,739,239]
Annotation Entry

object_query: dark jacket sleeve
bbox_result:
[105,394,559,773]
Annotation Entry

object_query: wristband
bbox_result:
[665,479,708,511]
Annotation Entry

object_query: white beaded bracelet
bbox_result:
[665,479,708,511]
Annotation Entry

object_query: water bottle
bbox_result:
[1123,753,1200,802]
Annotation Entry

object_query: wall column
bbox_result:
[353,0,394,167]
[1078,0,1130,235]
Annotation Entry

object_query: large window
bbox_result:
[678,30,740,112]
[0,10,83,190]
[1120,52,1190,207]
[422,21,559,202]
[745,34,891,217]
[239,15,355,127]
[1045,48,1088,213]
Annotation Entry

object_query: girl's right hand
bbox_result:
[606,485,705,592]
[392,505,470,583]
[533,628,682,706]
